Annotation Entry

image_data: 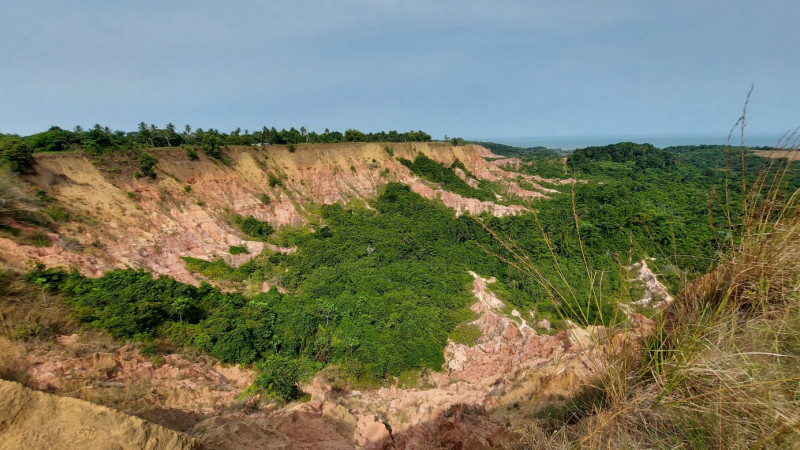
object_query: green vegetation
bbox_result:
[181,257,247,282]
[267,173,283,188]
[229,245,249,255]
[0,137,35,173]
[449,323,482,346]
[25,137,796,409]
[185,146,199,160]
[234,215,274,240]
[567,142,677,174]
[137,151,157,178]
[517,145,800,448]
[3,124,433,158]
[472,141,567,158]
[398,153,496,201]
[260,193,271,205]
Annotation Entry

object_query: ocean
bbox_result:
[474,133,787,150]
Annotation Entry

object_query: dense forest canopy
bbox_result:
[470,141,567,159]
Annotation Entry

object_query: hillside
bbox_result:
[1,139,797,448]
[2,143,559,282]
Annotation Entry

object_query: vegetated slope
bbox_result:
[471,141,567,159]
[515,147,800,449]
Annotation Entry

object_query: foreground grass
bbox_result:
[514,144,800,448]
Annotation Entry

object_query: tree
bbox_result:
[165,123,176,147]
[137,122,151,146]
[344,129,365,142]
[0,137,34,173]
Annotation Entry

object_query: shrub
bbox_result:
[32,234,50,247]
[229,245,249,255]
[250,355,302,402]
[287,144,295,153]
[0,137,34,173]
[44,205,69,223]
[138,151,157,178]
[234,215,274,240]
[449,323,482,346]
[268,173,283,188]
[260,193,271,205]
[185,146,199,160]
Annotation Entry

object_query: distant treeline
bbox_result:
[0,124,432,154]
[0,124,433,173]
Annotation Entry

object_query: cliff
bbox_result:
[1,142,563,284]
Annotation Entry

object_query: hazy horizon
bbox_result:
[473,132,787,150]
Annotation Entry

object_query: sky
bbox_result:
[1,1,799,144]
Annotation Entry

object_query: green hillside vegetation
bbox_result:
[398,153,497,201]
[472,141,567,159]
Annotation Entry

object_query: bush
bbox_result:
[185,146,199,160]
[0,137,34,173]
[449,323,482,346]
[229,245,249,255]
[268,173,283,188]
[260,193,271,205]
[44,205,69,223]
[234,215,274,240]
[138,151,157,178]
[250,355,302,402]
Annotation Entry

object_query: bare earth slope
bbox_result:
[0,379,196,450]
[1,143,560,285]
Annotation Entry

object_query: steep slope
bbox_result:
[188,273,654,449]
[0,380,196,450]
[1,143,563,285]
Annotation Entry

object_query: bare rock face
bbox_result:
[0,380,196,450]
[1,143,571,284]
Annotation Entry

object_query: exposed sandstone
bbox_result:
[2,143,573,285]
[0,380,196,450]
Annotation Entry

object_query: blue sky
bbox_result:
[1,1,798,143]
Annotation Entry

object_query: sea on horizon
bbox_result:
[475,133,786,151]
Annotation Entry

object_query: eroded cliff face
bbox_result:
[1,143,563,285]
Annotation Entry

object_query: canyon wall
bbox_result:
[1,143,561,284]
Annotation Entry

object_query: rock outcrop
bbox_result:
[0,380,196,450]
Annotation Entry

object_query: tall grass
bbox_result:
[510,107,800,448]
